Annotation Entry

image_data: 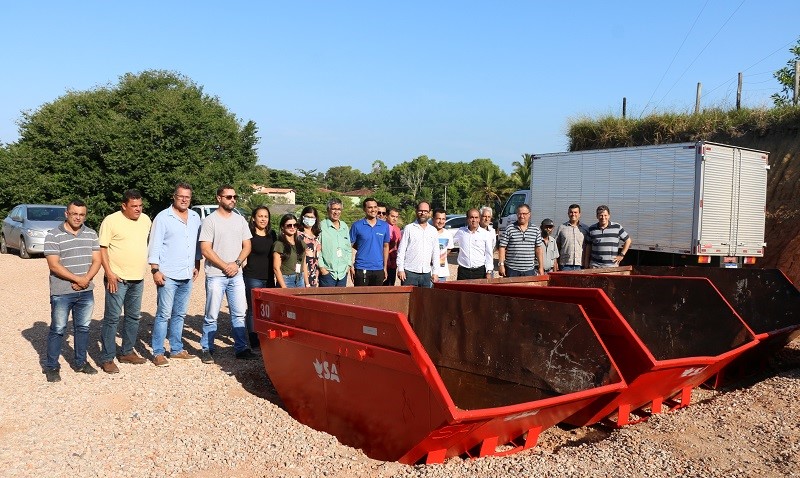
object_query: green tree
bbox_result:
[469,159,512,210]
[324,165,368,192]
[511,153,533,189]
[7,70,259,226]
[772,36,800,106]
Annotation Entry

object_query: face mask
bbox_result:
[302,217,316,227]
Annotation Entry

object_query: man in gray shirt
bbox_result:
[199,185,253,363]
[42,200,102,382]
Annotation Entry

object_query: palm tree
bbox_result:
[511,153,533,189]
[470,162,513,207]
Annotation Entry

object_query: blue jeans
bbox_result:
[319,273,347,287]
[203,274,248,353]
[47,290,94,370]
[401,270,432,288]
[244,276,271,336]
[151,277,193,356]
[101,279,144,363]
[282,273,305,288]
[506,267,536,278]
[560,265,582,271]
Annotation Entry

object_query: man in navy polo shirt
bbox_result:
[349,197,390,286]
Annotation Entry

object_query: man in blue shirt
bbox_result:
[349,197,390,286]
[147,182,202,366]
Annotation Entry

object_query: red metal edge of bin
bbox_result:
[251,286,626,464]
[436,276,760,427]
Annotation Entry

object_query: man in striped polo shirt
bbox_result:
[584,205,632,268]
[498,204,544,277]
[43,200,102,382]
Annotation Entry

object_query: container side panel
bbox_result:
[733,150,768,256]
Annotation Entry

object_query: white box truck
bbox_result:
[498,142,769,267]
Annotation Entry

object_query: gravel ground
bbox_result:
[0,252,798,478]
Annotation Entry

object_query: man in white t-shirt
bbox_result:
[432,208,453,282]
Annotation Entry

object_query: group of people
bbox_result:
[41,182,631,383]
[497,202,632,277]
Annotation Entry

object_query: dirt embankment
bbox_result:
[710,128,800,283]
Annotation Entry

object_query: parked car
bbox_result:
[191,204,247,220]
[429,214,466,250]
[1,204,67,258]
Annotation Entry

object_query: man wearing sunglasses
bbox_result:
[198,185,254,363]
[537,218,559,274]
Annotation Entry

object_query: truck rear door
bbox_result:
[698,144,767,258]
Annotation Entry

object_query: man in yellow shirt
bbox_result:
[98,190,152,374]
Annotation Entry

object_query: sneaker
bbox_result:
[200,350,215,364]
[118,352,147,365]
[169,350,194,360]
[101,361,120,374]
[153,355,169,367]
[44,368,61,383]
[76,362,98,375]
[235,349,257,360]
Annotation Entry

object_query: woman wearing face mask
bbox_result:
[242,206,276,347]
[298,206,322,287]
[273,214,307,288]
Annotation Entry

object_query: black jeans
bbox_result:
[457,265,486,280]
[354,269,384,286]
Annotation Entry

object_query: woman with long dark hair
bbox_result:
[273,214,307,288]
[243,206,276,347]
[298,205,322,287]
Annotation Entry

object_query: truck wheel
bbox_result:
[0,234,7,254]
[19,237,30,259]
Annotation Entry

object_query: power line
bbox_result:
[651,0,746,113]
[638,0,709,118]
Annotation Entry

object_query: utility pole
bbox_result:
[736,72,742,110]
[622,97,627,118]
[794,60,799,106]
[695,82,702,114]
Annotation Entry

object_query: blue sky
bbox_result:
[2,1,797,175]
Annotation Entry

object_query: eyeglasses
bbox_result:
[284,223,297,228]
[377,212,386,216]
[221,195,238,200]
[543,226,554,229]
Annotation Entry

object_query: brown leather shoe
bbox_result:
[152,355,169,367]
[101,361,119,374]
[118,352,147,365]
[169,350,194,359]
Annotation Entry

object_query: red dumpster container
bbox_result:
[437,273,759,426]
[633,266,800,385]
[252,286,625,464]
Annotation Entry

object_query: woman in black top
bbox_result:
[243,206,276,348]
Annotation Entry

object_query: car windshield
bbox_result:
[26,207,66,221]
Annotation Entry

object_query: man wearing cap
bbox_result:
[537,218,559,274]
[497,203,544,277]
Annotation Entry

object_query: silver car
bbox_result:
[1,204,67,258]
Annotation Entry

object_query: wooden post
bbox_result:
[695,82,702,114]
[736,72,742,110]
[794,60,799,106]
[622,97,627,118]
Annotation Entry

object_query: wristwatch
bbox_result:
[234,259,243,267]
[151,267,160,274]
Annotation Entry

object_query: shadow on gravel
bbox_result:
[181,308,285,408]
[21,321,53,370]
[551,426,613,452]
